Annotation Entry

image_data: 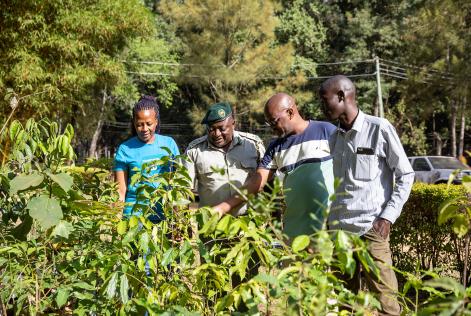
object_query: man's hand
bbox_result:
[211,204,227,218]
[373,218,391,239]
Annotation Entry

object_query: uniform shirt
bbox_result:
[113,135,180,217]
[259,120,336,238]
[328,110,415,235]
[184,131,265,216]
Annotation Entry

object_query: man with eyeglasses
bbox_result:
[212,93,336,238]
[184,102,265,216]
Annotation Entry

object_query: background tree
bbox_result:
[401,0,471,157]
[159,0,306,134]
[0,0,179,159]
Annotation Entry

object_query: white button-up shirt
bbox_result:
[328,110,415,235]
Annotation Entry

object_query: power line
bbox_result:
[125,70,376,80]
[121,58,375,68]
[381,62,454,81]
[380,58,454,77]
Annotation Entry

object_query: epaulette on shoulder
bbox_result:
[237,131,263,144]
[187,135,208,150]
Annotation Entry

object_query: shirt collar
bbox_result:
[206,131,241,151]
[351,110,365,132]
[338,109,364,133]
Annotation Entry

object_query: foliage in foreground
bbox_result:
[1,119,471,315]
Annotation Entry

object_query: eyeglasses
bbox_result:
[265,108,290,127]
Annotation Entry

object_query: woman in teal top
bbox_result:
[113,96,180,222]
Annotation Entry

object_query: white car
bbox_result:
[408,156,471,184]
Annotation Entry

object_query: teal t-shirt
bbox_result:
[113,135,180,218]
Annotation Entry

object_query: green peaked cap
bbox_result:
[201,102,232,124]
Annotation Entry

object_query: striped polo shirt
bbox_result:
[259,120,336,238]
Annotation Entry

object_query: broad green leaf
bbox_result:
[452,214,469,238]
[117,221,128,235]
[15,129,26,145]
[215,215,231,235]
[119,274,129,304]
[199,213,219,235]
[9,120,22,141]
[316,231,333,263]
[137,257,146,272]
[335,230,352,250]
[292,235,310,253]
[47,172,73,192]
[106,272,119,299]
[277,266,301,280]
[253,273,278,286]
[9,173,44,194]
[223,242,243,265]
[438,198,461,225]
[139,232,149,252]
[55,288,69,308]
[129,216,139,228]
[27,196,63,229]
[423,277,465,297]
[73,282,95,291]
[338,251,356,277]
[52,220,74,239]
[122,227,139,245]
[162,248,175,266]
[64,123,74,139]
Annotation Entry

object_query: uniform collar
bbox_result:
[206,130,241,151]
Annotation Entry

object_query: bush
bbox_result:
[391,183,469,282]
[1,120,471,314]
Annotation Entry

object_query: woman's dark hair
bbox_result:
[131,95,160,135]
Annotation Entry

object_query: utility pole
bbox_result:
[375,56,384,118]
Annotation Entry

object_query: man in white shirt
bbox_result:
[320,75,414,316]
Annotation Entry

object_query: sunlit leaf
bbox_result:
[438,198,461,225]
[47,172,73,192]
[27,195,63,229]
[106,272,119,299]
[162,248,175,266]
[452,214,469,238]
[52,220,74,239]
[423,277,465,297]
[292,235,310,253]
[117,221,128,235]
[120,274,129,304]
[9,173,44,194]
[55,287,69,308]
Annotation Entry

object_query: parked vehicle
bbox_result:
[408,156,471,184]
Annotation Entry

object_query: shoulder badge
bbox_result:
[238,131,263,144]
[186,135,208,151]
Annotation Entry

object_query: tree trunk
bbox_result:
[88,88,107,159]
[458,97,466,157]
[433,132,443,156]
[450,99,458,157]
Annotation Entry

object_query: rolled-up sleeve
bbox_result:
[379,122,415,223]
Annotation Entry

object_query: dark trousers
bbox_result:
[342,228,401,316]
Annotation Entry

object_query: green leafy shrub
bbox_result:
[1,119,470,315]
[391,183,468,279]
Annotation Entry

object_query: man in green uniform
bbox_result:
[184,102,265,216]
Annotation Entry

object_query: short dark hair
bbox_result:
[133,95,160,119]
[131,95,160,135]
